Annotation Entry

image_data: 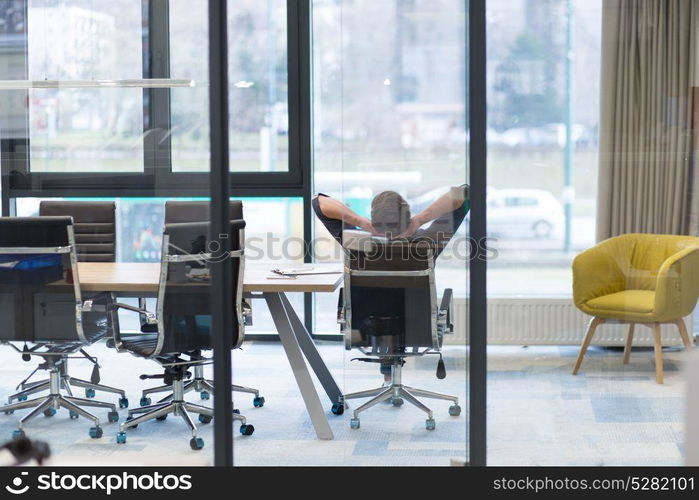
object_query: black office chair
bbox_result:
[338,230,459,430]
[0,217,121,440]
[40,202,117,262]
[112,220,253,450]
[6,202,127,407]
[135,201,262,409]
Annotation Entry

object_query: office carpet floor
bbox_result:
[0,341,688,466]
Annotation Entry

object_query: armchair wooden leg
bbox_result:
[652,323,663,384]
[675,319,694,350]
[623,323,635,364]
[573,317,604,375]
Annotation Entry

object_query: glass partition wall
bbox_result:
[485,0,601,464]
[0,0,477,467]
[486,0,698,466]
[3,0,693,470]
[0,0,222,464]
[312,0,470,465]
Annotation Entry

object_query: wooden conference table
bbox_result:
[77,261,344,440]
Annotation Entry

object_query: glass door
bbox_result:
[312,0,470,466]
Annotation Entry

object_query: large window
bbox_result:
[311,0,469,465]
[2,0,300,198]
[27,0,144,173]
[312,0,469,334]
[169,0,289,173]
[16,195,304,334]
[487,0,601,297]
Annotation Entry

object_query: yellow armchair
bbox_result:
[572,233,699,383]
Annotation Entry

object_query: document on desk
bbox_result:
[267,275,297,280]
[270,267,342,277]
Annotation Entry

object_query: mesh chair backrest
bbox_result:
[40,201,116,262]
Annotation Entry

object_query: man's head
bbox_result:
[371,190,411,236]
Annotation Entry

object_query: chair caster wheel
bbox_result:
[116,431,127,444]
[331,402,344,415]
[119,397,129,409]
[253,396,265,408]
[190,437,205,450]
[85,389,96,399]
[69,410,79,419]
[43,407,56,417]
[350,418,360,429]
[18,395,28,402]
[200,391,210,401]
[108,411,119,423]
[426,419,436,431]
[392,397,404,407]
[89,426,103,439]
[139,397,151,407]
[449,404,461,416]
[125,416,137,429]
[12,429,25,440]
[232,409,240,415]
[198,414,212,424]
[239,424,254,436]
[156,415,167,421]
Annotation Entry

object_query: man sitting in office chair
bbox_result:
[312,184,470,247]
[313,185,470,383]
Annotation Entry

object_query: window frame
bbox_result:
[0,0,306,199]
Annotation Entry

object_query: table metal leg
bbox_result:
[265,292,333,440]
[279,292,343,405]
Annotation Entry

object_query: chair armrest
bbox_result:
[111,303,157,325]
[439,288,453,333]
[108,302,158,353]
[572,240,625,310]
[440,288,453,313]
[242,300,253,326]
[337,288,346,326]
[655,245,699,318]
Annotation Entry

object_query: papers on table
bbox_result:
[270,267,342,276]
[267,267,342,280]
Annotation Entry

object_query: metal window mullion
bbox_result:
[208,0,234,468]
[145,0,171,184]
[1,0,29,215]
[288,0,315,335]
[468,0,487,467]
